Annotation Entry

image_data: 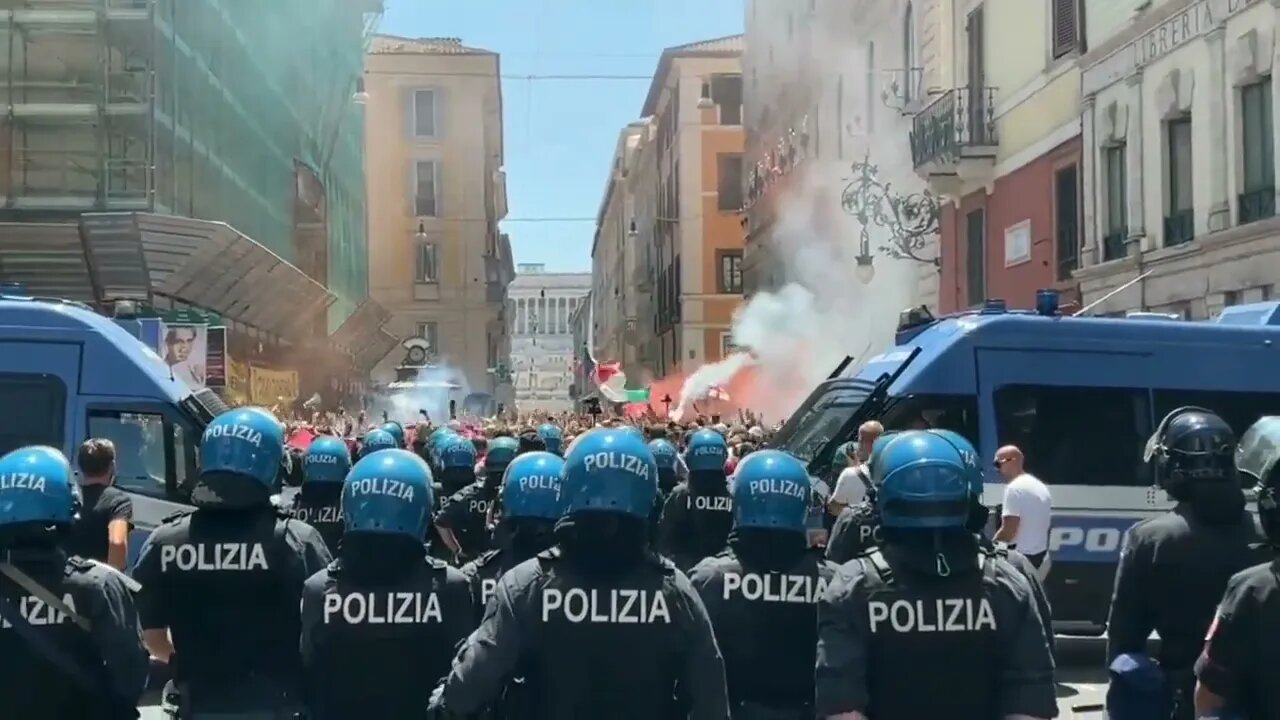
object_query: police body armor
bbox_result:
[290,491,343,557]
[857,548,1002,720]
[714,549,833,719]
[524,548,691,718]
[464,549,512,618]
[0,556,125,719]
[680,478,733,566]
[158,509,304,714]
[441,483,495,559]
[305,556,472,719]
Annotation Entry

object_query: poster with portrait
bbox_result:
[160,322,209,390]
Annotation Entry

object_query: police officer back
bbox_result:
[132,407,332,718]
[359,428,397,460]
[289,436,351,555]
[659,428,733,571]
[436,436,517,562]
[689,450,835,719]
[435,427,730,719]
[428,435,476,561]
[826,433,898,564]
[1107,408,1267,720]
[0,445,148,719]
[300,448,475,718]
[647,438,680,541]
[461,451,564,619]
[536,423,563,457]
[1193,415,1280,719]
[815,430,1057,720]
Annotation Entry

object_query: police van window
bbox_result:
[880,394,979,441]
[1153,389,1280,486]
[993,385,1150,487]
[0,372,66,456]
[172,421,196,496]
[87,411,167,498]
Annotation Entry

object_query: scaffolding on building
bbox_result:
[0,0,382,327]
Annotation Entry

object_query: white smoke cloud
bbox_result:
[372,364,471,427]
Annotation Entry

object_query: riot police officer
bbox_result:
[436,436,518,562]
[648,438,681,498]
[825,433,898,564]
[300,449,475,718]
[659,428,733,571]
[290,435,352,555]
[132,407,333,718]
[536,423,564,456]
[434,427,730,719]
[1108,407,1267,720]
[1193,415,1280,719]
[428,435,478,561]
[379,421,407,449]
[0,445,149,719]
[460,451,564,618]
[689,450,835,719]
[359,428,398,459]
[815,430,1057,720]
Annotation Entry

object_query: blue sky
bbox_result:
[379,0,743,273]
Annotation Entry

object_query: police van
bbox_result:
[773,291,1280,634]
[0,292,226,565]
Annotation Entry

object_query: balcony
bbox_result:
[910,87,998,192]
[881,68,927,115]
[1101,230,1128,263]
[1163,209,1195,247]
[1239,186,1276,225]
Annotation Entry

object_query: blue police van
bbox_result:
[0,292,227,565]
[773,291,1280,634]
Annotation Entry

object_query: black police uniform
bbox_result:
[299,552,475,718]
[289,486,344,556]
[131,507,333,716]
[689,546,836,718]
[825,500,880,564]
[1107,505,1267,714]
[460,548,518,622]
[1194,558,1280,719]
[658,479,734,571]
[435,481,496,560]
[0,553,149,719]
[815,544,1058,719]
[441,547,730,719]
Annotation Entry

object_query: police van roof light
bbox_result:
[1034,289,1059,316]
[981,298,1007,314]
[0,281,28,297]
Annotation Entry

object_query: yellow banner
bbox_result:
[249,365,299,405]
[226,357,251,403]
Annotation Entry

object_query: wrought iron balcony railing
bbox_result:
[910,87,998,170]
[1238,186,1276,225]
[1163,208,1195,247]
[1102,230,1128,262]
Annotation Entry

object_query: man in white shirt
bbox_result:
[992,445,1053,580]
[828,421,883,517]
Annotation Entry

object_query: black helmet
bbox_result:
[1144,407,1236,491]
[1237,416,1280,544]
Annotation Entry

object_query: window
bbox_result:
[1165,117,1194,246]
[1103,145,1128,261]
[415,322,439,354]
[865,43,876,134]
[1240,80,1275,223]
[965,208,986,307]
[717,153,744,210]
[720,332,736,358]
[1223,290,1241,307]
[87,411,167,498]
[415,239,438,282]
[836,75,845,159]
[413,89,437,137]
[880,394,980,442]
[717,250,743,294]
[1055,164,1080,280]
[0,373,65,456]
[994,385,1150,487]
[413,160,440,218]
[903,3,917,102]
[711,74,743,125]
[1051,0,1083,59]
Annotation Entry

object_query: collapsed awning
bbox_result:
[0,222,94,302]
[353,328,400,374]
[330,297,393,356]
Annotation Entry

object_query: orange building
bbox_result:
[631,36,746,379]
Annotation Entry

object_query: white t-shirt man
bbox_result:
[832,464,872,507]
[1001,473,1053,557]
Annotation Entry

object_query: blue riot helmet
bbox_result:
[926,429,983,496]
[341,449,435,539]
[379,421,406,448]
[537,423,564,455]
[500,452,565,520]
[485,436,520,473]
[360,428,398,459]
[304,436,352,484]
[874,430,971,530]
[195,406,286,507]
[437,435,478,471]
[0,446,77,527]
[731,450,810,533]
[1145,407,1237,492]
[867,431,903,486]
[685,428,729,473]
[621,425,646,442]
[648,439,678,470]
[561,427,659,518]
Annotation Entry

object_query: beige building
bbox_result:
[364,35,515,402]
[591,122,649,371]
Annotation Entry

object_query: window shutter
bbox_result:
[1052,0,1078,58]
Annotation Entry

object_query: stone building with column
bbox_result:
[507,264,591,413]
[1076,0,1278,317]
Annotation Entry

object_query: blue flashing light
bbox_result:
[0,282,28,297]
[1035,289,1059,316]
[981,298,1007,314]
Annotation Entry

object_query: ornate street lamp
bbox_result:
[840,153,942,284]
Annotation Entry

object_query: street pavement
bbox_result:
[136,635,1113,718]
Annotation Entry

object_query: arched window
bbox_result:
[903,2,917,101]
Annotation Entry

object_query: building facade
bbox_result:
[507,265,591,413]
[742,0,943,317]
[364,36,515,401]
[1076,0,1277,317]
[591,123,648,371]
[631,36,747,380]
[568,291,593,406]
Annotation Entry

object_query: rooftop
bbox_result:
[369,35,496,55]
[642,34,744,116]
[508,271,592,291]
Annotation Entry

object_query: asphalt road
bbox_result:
[135,635,1113,718]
